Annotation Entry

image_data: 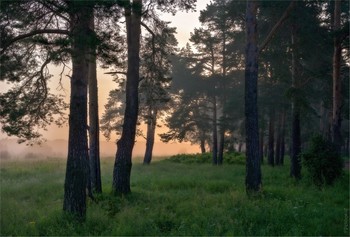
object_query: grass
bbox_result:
[0,156,349,236]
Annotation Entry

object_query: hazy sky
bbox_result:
[0,1,212,154]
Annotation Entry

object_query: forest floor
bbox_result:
[0,156,349,236]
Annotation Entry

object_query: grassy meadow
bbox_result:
[0,155,349,236]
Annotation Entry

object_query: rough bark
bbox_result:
[332,0,342,153]
[63,4,93,220]
[143,108,157,164]
[290,23,301,179]
[112,0,142,195]
[267,110,275,167]
[212,96,218,165]
[200,136,206,154]
[245,1,261,193]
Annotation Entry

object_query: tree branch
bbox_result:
[1,29,70,54]
[259,1,295,54]
[141,21,156,60]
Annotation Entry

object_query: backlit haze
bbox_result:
[0,1,213,158]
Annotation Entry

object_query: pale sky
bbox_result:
[0,1,212,155]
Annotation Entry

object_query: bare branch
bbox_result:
[259,1,295,54]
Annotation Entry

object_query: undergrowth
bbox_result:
[0,157,349,236]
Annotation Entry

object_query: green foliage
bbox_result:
[167,152,247,165]
[301,135,344,187]
[1,158,348,236]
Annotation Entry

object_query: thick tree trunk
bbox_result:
[63,5,93,220]
[113,0,142,195]
[332,0,342,153]
[245,1,261,193]
[88,14,102,194]
[290,23,301,179]
[268,110,275,167]
[212,96,218,165]
[143,108,157,165]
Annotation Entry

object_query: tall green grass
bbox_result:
[0,157,349,236]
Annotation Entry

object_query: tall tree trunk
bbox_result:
[63,4,93,220]
[290,23,301,179]
[113,0,142,195]
[280,110,286,165]
[332,0,342,153]
[275,111,282,165]
[200,134,206,154]
[218,26,228,166]
[143,108,157,164]
[88,14,102,194]
[245,1,261,193]
[259,126,264,164]
[212,96,218,165]
[268,109,275,167]
[218,124,225,165]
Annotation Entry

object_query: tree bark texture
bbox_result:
[63,4,93,219]
[268,110,275,167]
[290,23,301,179]
[88,14,102,194]
[244,1,261,193]
[332,0,342,153]
[113,0,142,195]
[143,108,157,164]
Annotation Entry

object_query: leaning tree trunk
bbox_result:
[88,14,102,194]
[332,0,342,154]
[200,132,206,154]
[245,0,261,194]
[112,0,142,195]
[290,23,301,179]
[63,4,93,220]
[143,108,157,164]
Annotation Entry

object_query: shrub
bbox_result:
[301,135,343,187]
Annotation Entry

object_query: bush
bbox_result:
[301,135,343,187]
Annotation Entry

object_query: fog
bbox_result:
[0,138,199,160]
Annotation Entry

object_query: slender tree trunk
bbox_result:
[113,0,142,195]
[143,108,157,164]
[290,23,301,179]
[218,126,225,165]
[63,4,93,220]
[268,110,275,167]
[212,96,218,165]
[275,111,282,165]
[200,135,206,154]
[280,110,286,165]
[259,126,264,164]
[245,1,261,193]
[88,14,102,194]
[332,0,342,153]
